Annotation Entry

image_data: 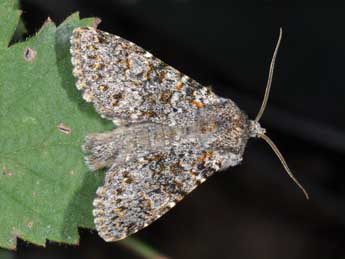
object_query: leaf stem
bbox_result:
[118,237,168,259]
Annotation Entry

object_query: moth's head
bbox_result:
[248,120,266,138]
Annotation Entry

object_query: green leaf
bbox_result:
[0,3,113,249]
[0,1,21,49]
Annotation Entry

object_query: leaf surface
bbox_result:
[0,0,113,249]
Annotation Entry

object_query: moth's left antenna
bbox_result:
[254,28,309,200]
[255,28,282,123]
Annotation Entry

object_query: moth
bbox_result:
[70,27,308,241]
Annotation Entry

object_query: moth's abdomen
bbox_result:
[82,130,123,171]
[83,123,189,170]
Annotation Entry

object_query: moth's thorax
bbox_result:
[201,100,251,155]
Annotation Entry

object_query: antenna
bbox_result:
[254,28,309,200]
[259,134,309,199]
[255,28,282,123]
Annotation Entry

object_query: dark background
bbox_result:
[7,1,345,259]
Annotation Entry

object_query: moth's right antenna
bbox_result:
[253,28,309,200]
[259,133,309,200]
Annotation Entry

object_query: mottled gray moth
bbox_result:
[70,27,308,241]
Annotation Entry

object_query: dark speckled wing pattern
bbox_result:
[70,27,222,127]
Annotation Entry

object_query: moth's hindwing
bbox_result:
[70,27,222,126]
[92,142,227,241]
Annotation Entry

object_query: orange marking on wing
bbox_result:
[191,100,205,108]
